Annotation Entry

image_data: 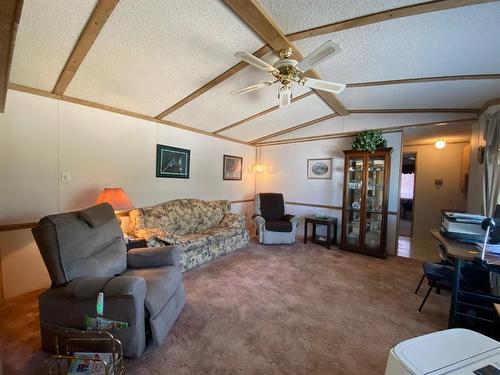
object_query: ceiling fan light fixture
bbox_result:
[278,85,292,108]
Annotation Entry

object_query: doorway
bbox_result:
[398,153,416,256]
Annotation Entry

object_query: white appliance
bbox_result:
[385,329,500,374]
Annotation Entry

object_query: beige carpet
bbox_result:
[0,240,449,374]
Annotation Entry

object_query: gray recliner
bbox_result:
[32,203,185,358]
[253,193,299,244]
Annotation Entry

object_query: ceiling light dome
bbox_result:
[435,139,446,149]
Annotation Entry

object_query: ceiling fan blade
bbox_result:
[234,52,279,73]
[295,40,342,73]
[300,77,346,94]
[278,85,292,108]
[230,81,273,95]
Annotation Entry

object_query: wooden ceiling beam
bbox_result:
[347,74,500,89]
[52,0,119,95]
[250,113,338,144]
[255,118,477,146]
[10,83,253,146]
[0,0,23,113]
[349,108,479,114]
[213,91,314,134]
[223,0,349,116]
[287,0,498,41]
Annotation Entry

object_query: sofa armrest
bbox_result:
[220,213,246,229]
[64,276,146,299]
[127,245,180,269]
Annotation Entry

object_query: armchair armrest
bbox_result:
[252,215,265,229]
[127,245,180,269]
[284,214,300,227]
[64,276,146,299]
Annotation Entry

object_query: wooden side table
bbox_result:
[304,216,338,249]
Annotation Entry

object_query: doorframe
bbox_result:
[400,152,417,238]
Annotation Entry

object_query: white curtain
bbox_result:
[483,112,500,217]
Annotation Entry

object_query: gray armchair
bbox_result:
[253,193,299,244]
[32,203,185,358]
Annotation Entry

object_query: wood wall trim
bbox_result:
[256,118,476,146]
[404,140,470,147]
[285,201,399,216]
[230,199,255,204]
[0,0,23,113]
[0,222,37,232]
[251,113,338,144]
[213,91,315,134]
[223,0,348,116]
[8,83,254,146]
[287,0,497,41]
[52,0,119,95]
[155,45,271,119]
[347,74,500,89]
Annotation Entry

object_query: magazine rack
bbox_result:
[47,327,124,375]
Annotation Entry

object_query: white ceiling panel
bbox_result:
[65,0,264,115]
[258,0,427,35]
[340,80,500,109]
[294,2,500,83]
[404,121,473,145]
[10,0,98,91]
[165,52,311,132]
[221,94,333,142]
[264,113,476,142]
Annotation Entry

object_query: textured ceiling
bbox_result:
[165,52,310,132]
[294,2,500,84]
[340,80,500,109]
[8,1,500,144]
[64,0,264,115]
[258,0,427,34]
[264,113,476,142]
[220,94,333,142]
[10,0,98,91]
[403,121,473,145]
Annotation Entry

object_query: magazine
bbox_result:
[68,352,113,375]
[84,315,128,331]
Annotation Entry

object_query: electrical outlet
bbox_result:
[61,172,71,183]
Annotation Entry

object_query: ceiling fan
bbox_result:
[230,40,346,108]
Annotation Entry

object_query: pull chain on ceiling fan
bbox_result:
[230,40,346,108]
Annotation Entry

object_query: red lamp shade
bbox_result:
[95,187,133,211]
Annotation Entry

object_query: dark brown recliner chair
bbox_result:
[32,203,185,357]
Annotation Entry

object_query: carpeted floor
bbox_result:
[0,240,449,374]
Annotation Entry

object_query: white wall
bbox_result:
[255,131,402,255]
[0,90,256,299]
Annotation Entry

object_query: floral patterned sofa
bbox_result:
[128,199,249,271]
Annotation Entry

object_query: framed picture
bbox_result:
[307,158,333,179]
[156,144,190,178]
[223,155,243,180]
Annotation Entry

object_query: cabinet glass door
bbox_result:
[344,156,364,247]
[364,155,385,249]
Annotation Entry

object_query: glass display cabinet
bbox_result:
[341,148,392,258]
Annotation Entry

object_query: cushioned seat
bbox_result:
[265,220,293,232]
[122,266,182,319]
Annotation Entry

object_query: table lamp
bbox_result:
[95,187,133,212]
[481,217,496,261]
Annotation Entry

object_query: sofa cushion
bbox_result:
[259,193,285,221]
[265,220,293,233]
[122,266,182,319]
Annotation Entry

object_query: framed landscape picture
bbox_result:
[307,158,332,179]
[156,144,190,178]
[223,155,243,180]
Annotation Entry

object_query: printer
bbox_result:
[385,329,500,374]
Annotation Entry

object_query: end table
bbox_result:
[304,216,338,249]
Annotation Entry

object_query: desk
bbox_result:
[431,229,500,332]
